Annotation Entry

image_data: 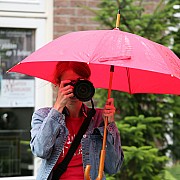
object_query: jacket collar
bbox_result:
[62,103,89,117]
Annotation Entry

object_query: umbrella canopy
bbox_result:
[8,29,180,95]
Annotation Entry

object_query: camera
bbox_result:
[66,79,95,102]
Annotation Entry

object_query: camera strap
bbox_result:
[52,100,96,180]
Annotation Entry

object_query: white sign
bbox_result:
[0,79,34,107]
[0,28,35,107]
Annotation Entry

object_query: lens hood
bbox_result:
[73,79,95,102]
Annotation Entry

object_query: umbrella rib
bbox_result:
[126,67,132,94]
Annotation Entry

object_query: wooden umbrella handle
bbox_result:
[84,66,114,180]
[96,65,114,180]
[96,116,108,180]
[84,165,91,180]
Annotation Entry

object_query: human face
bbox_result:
[60,69,82,82]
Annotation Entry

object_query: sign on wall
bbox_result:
[0,28,35,107]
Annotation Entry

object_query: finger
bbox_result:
[65,92,74,98]
[106,98,114,106]
[57,88,73,102]
[65,88,73,94]
[60,80,71,88]
[105,105,116,110]
[104,109,116,116]
[104,109,110,114]
[59,84,73,95]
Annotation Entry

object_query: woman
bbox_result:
[30,61,124,180]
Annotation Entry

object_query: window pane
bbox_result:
[0,28,35,177]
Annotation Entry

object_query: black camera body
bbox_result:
[66,79,95,102]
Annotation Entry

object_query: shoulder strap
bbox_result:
[52,107,96,180]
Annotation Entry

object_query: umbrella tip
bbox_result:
[6,69,11,73]
[6,62,20,73]
[116,10,121,29]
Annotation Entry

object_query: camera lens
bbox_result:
[74,80,95,102]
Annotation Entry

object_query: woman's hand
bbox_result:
[53,80,74,112]
[103,98,116,123]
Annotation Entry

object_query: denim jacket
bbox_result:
[30,105,124,180]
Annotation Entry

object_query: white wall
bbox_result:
[0,0,53,178]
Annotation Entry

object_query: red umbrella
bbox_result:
[7,12,180,180]
[8,29,180,95]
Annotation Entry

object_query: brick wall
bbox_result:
[53,0,101,39]
[53,0,161,39]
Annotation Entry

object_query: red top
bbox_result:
[54,116,84,180]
